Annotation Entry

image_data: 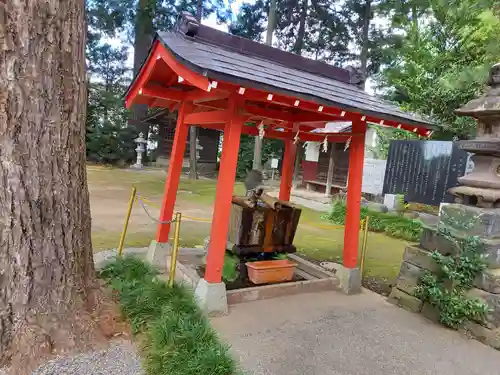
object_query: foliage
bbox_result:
[370,125,420,159]
[416,226,488,329]
[236,134,283,179]
[229,0,267,41]
[85,12,138,165]
[376,0,500,139]
[86,83,138,165]
[99,256,240,375]
[222,253,240,283]
[325,201,422,241]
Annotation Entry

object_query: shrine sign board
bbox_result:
[382,140,472,206]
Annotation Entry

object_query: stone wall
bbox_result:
[388,204,500,350]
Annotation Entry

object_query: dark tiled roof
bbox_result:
[152,14,434,129]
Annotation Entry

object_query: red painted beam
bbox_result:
[203,81,433,137]
[157,45,211,92]
[242,104,294,122]
[125,42,163,108]
[184,110,229,125]
[186,89,230,102]
[141,84,186,102]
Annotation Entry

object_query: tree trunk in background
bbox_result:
[292,0,308,54]
[189,0,204,179]
[293,142,303,187]
[196,0,203,21]
[266,0,277,46]
[253,0,277,170]
[132,0,155,138]
[359,0,372,90]
[0,0,103,372]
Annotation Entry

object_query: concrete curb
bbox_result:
[227,277,339,305]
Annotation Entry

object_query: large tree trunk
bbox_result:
[252,0,278,171]
[359,0,372,89]
[292,0,308,54]
[189,0,204,179]
[0,0,103,372]
[131,0,155,138]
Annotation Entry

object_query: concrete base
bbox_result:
[194,278,228,316]
[146,240,171,266]
[337,266,362,294]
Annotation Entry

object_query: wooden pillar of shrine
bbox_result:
[279,124,297,201]
[155,101,192,243]
[204,96,244,283]
[343,119,367,268]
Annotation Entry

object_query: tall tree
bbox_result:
[188,0,205,179]
[86,42,136,165]
[229,0,267,40]
[0,0,104,372]
[131,0,156,136]
[377,0,500,139]
[253,0,278,170]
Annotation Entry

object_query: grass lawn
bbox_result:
[88,166,409,292]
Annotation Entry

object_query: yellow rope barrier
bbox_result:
[134,191,367,229]
[182,215,213,223]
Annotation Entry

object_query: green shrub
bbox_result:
[99,256,240,375]
[222,253,240,283]
[324,201,422,241]
[415,228,488,329]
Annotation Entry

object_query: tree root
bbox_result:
[2,286,128,375]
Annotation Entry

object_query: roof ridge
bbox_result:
[174,12,364,87]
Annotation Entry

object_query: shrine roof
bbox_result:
[142,13,434,129]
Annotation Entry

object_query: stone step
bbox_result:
[475,269,500,294]
[393,247,439,296]
[420,225,500,269]
[420,225,455,255]
[394,261,425,296]
[440,204,500,239]
[403,245,439,273]
[467,288,500,329]
[388,287,423,313]
[461,322,500,350]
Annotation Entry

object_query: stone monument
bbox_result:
[388,63,500,350]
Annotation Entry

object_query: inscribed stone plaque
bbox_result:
[382,141,470,206]
[362,158,387,195]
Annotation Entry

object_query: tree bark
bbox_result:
[266,0,277,45]
[189,0,204,180]
[131,0,155,138]
[0,0,103,372]
[252,0,278,171]
[359,0,372,89]
[292,0,308,54]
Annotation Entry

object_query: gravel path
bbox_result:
[1,340,143,375]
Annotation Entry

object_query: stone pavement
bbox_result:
[212,289,500,375]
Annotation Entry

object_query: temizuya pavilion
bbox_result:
[125,12,434,313]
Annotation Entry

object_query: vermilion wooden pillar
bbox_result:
[156,101,192,242]
[204,97,244,283]
[343,119,367,268]
[279,123,297,201]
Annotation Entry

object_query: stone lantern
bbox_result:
[450,63,500,208]
[131,132,147,169]
[389,64,500,347]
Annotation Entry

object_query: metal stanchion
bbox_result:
[359,216,370,278]
[168,212,182,287]
[117,186,137,257]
